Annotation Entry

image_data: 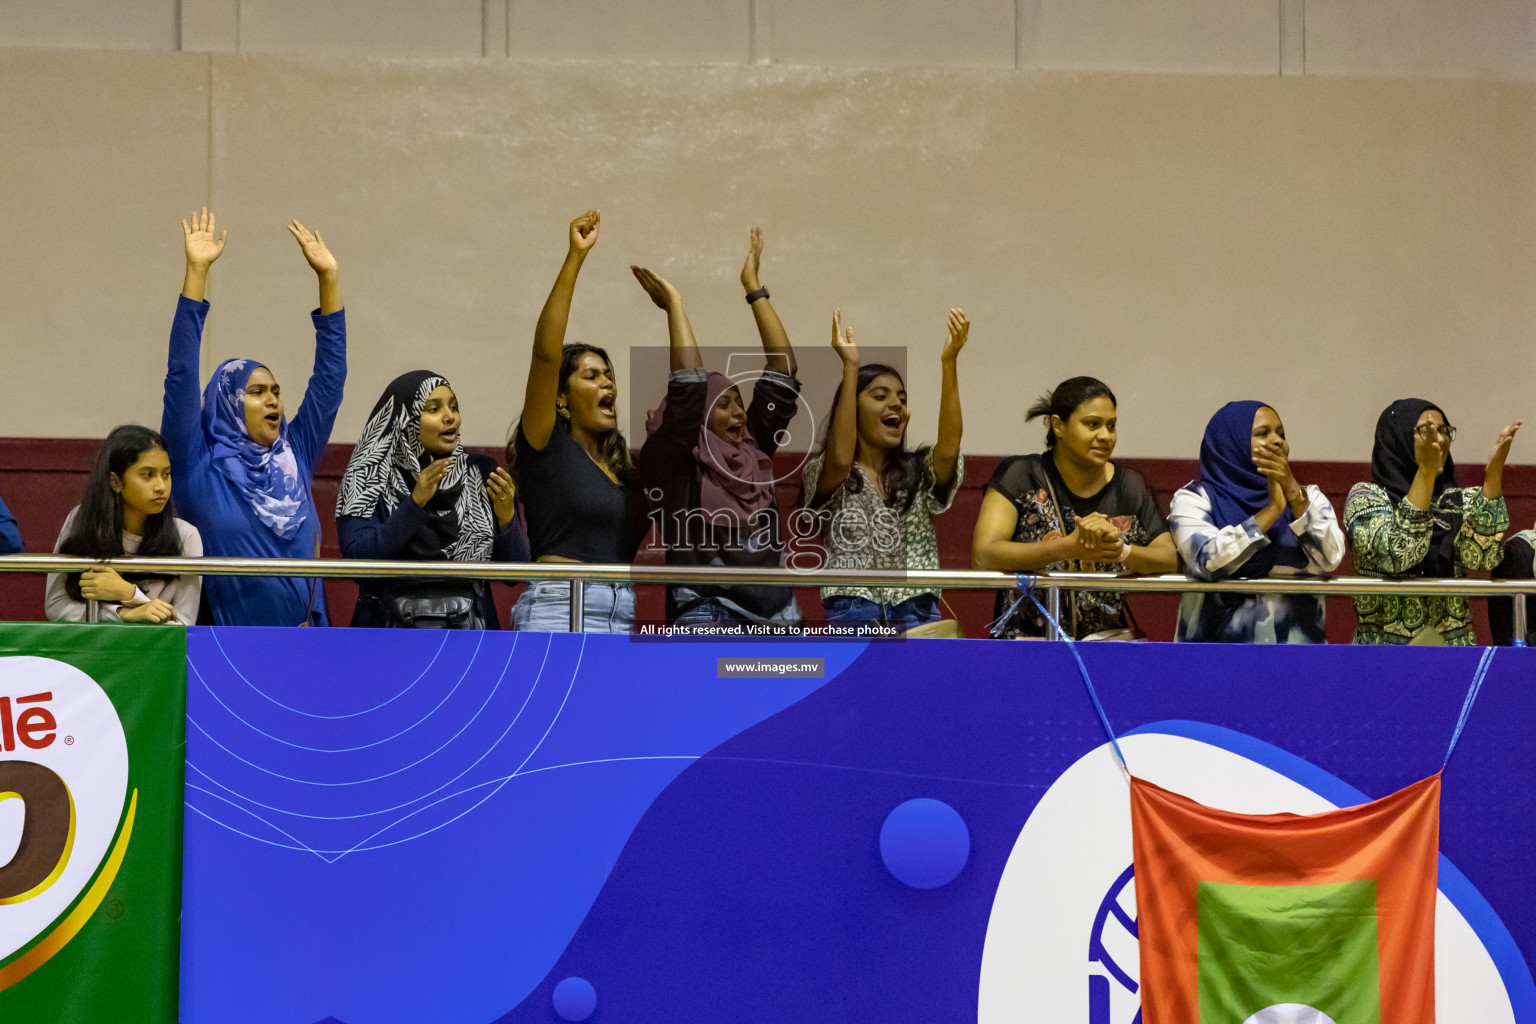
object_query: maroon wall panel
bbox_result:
[5,437,1534,642]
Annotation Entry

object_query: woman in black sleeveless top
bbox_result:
[507,210,637,632]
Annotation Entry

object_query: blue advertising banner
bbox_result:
[179,632,1536,1024]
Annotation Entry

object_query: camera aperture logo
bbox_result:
[0,657,131,990]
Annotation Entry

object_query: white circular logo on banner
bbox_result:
[0,656,129,961]
[1243,1005,1338,1024]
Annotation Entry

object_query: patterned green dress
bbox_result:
[1343,483,1508,645]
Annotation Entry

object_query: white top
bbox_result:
[1169,483,1345,578]
[45,507,203,625]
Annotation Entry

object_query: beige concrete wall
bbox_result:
[8,1,1536,82]
[2,49,1535,467]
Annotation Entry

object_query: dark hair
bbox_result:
[822,363,928,511]
[507,343,633,484]
[59,425,184,600]
[1026,376,1117,449]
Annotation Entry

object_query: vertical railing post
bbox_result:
[1515,593,1528,649]
[1045,585,1062,642]
[569,578,585,633]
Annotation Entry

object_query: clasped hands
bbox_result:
[1067,512,1127,565]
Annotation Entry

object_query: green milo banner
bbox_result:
[0,623,185,1023]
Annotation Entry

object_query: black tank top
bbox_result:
[513,424,630,563]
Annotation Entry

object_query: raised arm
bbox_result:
[165,209,225,471]
[809,310,859,506]
[1400,418,1451,510]
[523,210,599,451]
[1481,420,1522,501]
[181,206,226,302]
[1252,439,1311,534]
[287,221,347,466]
[741,227,796,375]
[632,266,701,371]
[631,266,710,471]
[288,219,342,314]
[933,308,967,492]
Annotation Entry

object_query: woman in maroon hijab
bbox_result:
[634,228,803,628]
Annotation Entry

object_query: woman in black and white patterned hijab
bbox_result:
[338,370,525,627]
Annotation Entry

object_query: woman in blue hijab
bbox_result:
[1168,400,1344,643]
[161,208,347,625]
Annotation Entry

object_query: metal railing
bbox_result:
[2,554,1529,640]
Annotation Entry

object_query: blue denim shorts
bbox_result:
[822,594,941,633]
[511,581,635,634]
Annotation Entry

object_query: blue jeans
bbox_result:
[822,594,941,632]
[672,591,804,627]
[511,581,635,634]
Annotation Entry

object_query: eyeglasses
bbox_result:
[1414,424,1456,442]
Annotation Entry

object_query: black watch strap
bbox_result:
[745,287,770,304]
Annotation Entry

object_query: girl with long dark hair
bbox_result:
[46,425,202,624]
[973,376,1175,639]
[1345,399,1519,644]
[801,307,967,632]
[161,208,346,626]
[506,210,636,632]
[1169,401,1344,643]
[338,371,526,628]
[634,227,803,627]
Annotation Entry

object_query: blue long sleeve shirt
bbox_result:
[161,295,347,626]
[0,492,21,554]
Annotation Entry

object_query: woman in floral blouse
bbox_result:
[802,308,967,632]
[1345,398,1521,645]
[973,376,1176,639]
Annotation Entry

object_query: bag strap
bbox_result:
[1025,583,1128,775]
[297,579,319,627]
[1040,469,1084,636]
[297,522,321,627]
[1041,469,1071,566]
[1121,599,1141,634]
[1443,646,1496,770]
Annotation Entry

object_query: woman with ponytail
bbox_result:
[973,377,1174,639]
[46,425,202,624]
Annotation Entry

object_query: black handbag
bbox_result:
[382,582,487,630]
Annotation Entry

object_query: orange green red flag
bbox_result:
[1130,772,1441,1024]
